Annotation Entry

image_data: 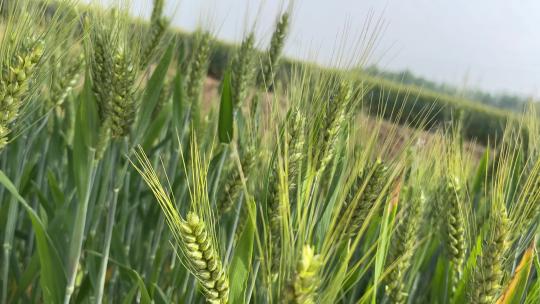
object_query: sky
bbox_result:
[125,0,540,97]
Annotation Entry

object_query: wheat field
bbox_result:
[0,1,539,303]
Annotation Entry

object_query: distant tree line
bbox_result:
[361,65,533,113]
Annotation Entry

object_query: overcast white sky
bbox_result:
[124,0,540,97]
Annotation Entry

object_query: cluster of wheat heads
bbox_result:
[0,0,540,303]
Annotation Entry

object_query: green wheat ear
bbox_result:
[385,188,425,304]
[317,80,352,176]
[133,145,229,304]
[87,10,140,143]
[141,0,169,68]
[433,173,467,300]
[441,176,466,275]
[49,54,84,107]
[231,32,256,107]
[260,107,305,233]
[218,146,256,214]
[180,212,230,303]
[267,137,291,271]
[89,22,113,124]
[341,158,388,238]
[469,204,509,304]
[258,12,290,90]
[45,52,84,133]
[152,77,172,118]
[287,109,306,198]
[141,16,168,68]
[0,39,44,150]
[186,31,212,130]
[109,45,137,138]
[285,245,323,304]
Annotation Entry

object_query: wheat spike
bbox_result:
[290,245,323,304]
[186,31,211,129]
[258,12,290,90]
[288,109,306,197]
[267,150,287,270]
[469,205,509,304]
[385,188,425,304]
[180,213,230,304]
[133,147,229,304]
[317,80,352,176]
[89,25,113,124]
[342,159,388,238]
[109,45,136,138]
[0,39,44,149]
[141,0,168,68]
[49,54,83,107]
[231,33,256,107]
[152,77,171,118]
[218,147,256,214]
[442,176,466,277]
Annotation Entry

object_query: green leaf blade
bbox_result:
[218,69,234,144]
[228,199,255,303]
[0,170,66,304]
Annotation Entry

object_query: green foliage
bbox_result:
[0,2,539,304]
[218,69,233,144]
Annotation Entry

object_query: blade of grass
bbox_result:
[372,200,397,303]
[64,76,98,304]
[496,240,535,304]
[229,198,255,303]
[133,41,175,146]
[218,69,234,144]
[87,250,152,304]
[0,170,66,304]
